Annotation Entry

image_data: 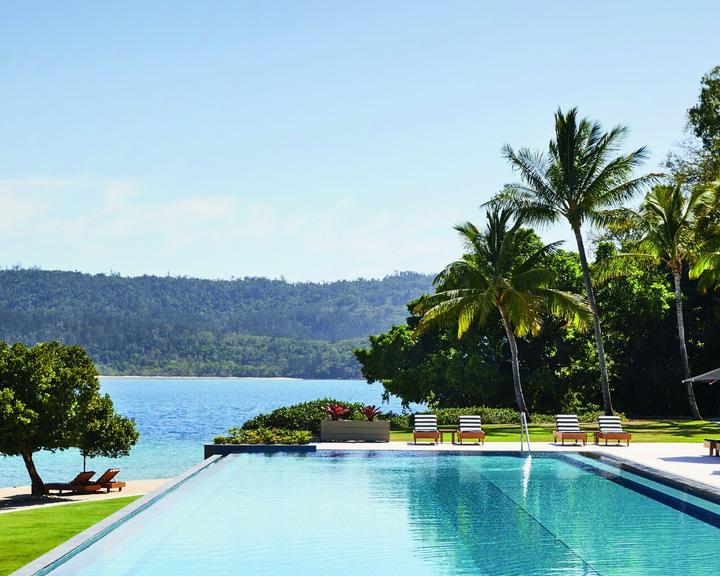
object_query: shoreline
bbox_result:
[0,478,169,514]
[100,374,332,382]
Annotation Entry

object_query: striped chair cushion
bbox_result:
[598,415,624,433]
[414,414,438,431]
[555,414,581,432]
[459,415,483,432]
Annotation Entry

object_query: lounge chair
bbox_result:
[455,415,485,445]
[45,471,102,495]
[553,415,587,446]
[91,468,126,493]
[594,416,631,446]
[413,414,440,444]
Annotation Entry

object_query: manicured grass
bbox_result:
[0,496,140,576]
[389,419,720,443]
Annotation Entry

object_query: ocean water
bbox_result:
[0,377,415,488]
[42,452,720,575]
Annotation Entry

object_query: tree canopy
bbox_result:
[0,269,432,378]
[412,210,590,417]
[0,342,139,495]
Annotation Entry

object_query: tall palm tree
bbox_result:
[490,107,657,414]
[596,184,717,420]
[413,208,591,418]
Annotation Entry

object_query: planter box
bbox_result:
[320,420,390,442]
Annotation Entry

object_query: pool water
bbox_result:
[38,452,720,576]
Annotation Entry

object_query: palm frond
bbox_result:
[490,185,560,228]
[593,253,659,284]
[512,267,556,291]
[500,289,541,337]
[513,241,564,276]
[537,288,592,332]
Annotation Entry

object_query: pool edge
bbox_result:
[579,451,720,504]
[11,455,223,576]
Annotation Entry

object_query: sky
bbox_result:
[1,1,718,282]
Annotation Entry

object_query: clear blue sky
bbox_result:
[1,1,718,281]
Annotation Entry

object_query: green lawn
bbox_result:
[389,419,720,443]
[0,496,140,576]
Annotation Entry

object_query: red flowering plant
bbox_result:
[325,403,351,421]
[360,405,381,421]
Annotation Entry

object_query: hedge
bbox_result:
[214,427,312,445]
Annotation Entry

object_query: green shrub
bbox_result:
[214,428,312,445]
[384,412,410,430]
[241,398,368,434]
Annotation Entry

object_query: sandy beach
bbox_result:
[0,479,169,514]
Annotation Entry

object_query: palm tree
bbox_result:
[412,208,591,418]
[490,107,657,414]
[596,183,717,420]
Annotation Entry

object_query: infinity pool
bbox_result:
[31,452,720,575]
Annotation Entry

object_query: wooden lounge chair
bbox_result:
[413,414,440,444]
[594,416,631,446]
[45,471,102,495]
[91,468,126,493]
[455,415,485,445]
[704,438,720,456]
[553,415,587,446]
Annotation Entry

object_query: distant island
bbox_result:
[0,268,432,378]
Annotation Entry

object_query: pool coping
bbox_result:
[582,451,720,504]
[13,447,720,575]
[204,443,316,458]
[11,455,223,576]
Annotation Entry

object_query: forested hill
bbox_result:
[0,269,433,378]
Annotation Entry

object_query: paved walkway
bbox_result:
[0,479,169,514]
[314,441,720,490]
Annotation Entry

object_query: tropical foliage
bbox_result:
[0,342,139,495]
[492,107,657,414]
[595,183,720,418]
[412,209,591,417]
[357,67,720,419]
[214,428,312,445]
[241,398,370,435]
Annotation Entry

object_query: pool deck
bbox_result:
[314,441,720,491]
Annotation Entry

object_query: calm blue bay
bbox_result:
[0,377,416,488]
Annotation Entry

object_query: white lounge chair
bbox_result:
[413,414,440,444]
[594,416,631,446]
[456,415,485,445]
[553,414,587,445]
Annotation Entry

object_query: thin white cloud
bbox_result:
[0,176,468,280]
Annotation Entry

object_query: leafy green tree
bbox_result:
[596,184,717,419]
[667,66,720,186]
[356,311,514,408]
[0,341,139,495]
[492,107,656,414]
[688,66,720,156]
[412,209,591,418]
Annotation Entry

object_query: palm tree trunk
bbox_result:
[673,270,702,419]
[499,309,530,420]
[21,449,45,497]
[573,228,613,415]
